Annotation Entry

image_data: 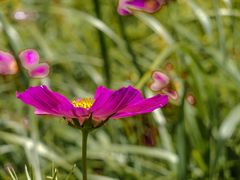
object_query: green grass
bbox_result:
[0,0,240,179]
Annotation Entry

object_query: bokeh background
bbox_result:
[0,0,240,179]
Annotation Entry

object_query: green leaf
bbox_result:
[219,104,240,140]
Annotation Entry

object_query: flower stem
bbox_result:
[82,130,89,180]
[117,14,143,77]
[0,12,29,89]
[92,0,111,87]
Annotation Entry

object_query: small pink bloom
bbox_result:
[150,71,170,91]
[28,63,50,78]
[0,51,18,75]
[19,49,39,69]
[17,85,168,128]
[118,0,167,15]
[150,71,178,100]
[19,49,49,78]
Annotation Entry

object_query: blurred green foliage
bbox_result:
[0,0,240,179]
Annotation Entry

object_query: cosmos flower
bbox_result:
[0,51,18,75]
[118,0,167,16]
[16,85,168,128]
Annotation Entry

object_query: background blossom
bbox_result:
[118,0,167,15]
[0,51,18,75]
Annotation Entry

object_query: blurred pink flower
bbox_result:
[150,71,169,91]
[19,49,49,78]
[0,51,18,75]
[19,49,39,69]
[150,71,178,100]
[118,0,167,15]
[0,49,49,78]
[28,63,50,78]
[17,85,168,128]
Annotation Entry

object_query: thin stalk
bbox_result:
[0,13,29,89]
[212,0,227,62]
[117,15,143,77]
[92,0,111,87]
[176,83,188,180]
[81,130,89,180]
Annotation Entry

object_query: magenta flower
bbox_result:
[19,49,49,78]
[0,51,18,75]
[17,85,168,127]
[118,0,167,15]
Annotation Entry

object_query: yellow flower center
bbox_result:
[72,98,94,109]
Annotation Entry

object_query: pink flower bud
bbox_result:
[0,51,18,75]
[118,0,167,15]
[19,49,39,70]
[150,71,170,91]
[28,63,50,78]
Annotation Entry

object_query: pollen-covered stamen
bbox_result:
[72,98,94,109]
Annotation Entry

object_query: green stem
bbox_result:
[0,12,29,89]
[117,15,143,77]
[92,0,111,87]
[82,130,89,180]
[212,0,227,62]
[176,83,187,180]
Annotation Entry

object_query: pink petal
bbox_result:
[117,0,166,15]
[90,86,114,111]
[0,51,18,75]
[34,109,51,115]
[19,49,39,69]
[28,63,49,78]
[16,86,89,120]
[91,86,144,121]
[162,88,178,100]
[112,94,168,119]
[94,86,115,100]
[150,71,170,91]
[56,104,90,124]
[118,0,145,15]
